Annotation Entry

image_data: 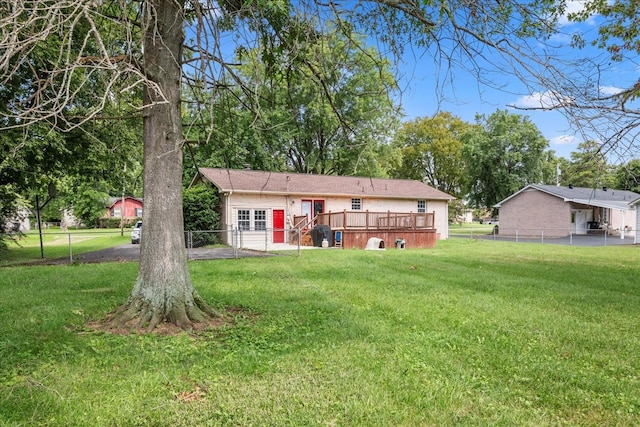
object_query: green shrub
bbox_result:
[183,185,220,247]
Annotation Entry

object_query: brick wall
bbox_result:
[499,188,570,237]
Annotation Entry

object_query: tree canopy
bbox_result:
[183,28,401,178]
[463,110,555,210]
[559,141,615,189]
[392,112,470,197]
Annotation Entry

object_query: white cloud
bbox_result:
[513,91,570,109]
[556,1,599,27]
[550,135,579,146]
[599,86,624,96]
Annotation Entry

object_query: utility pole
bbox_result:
[36,183,57,259]
[120,163,126,236]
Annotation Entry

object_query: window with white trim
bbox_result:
[351,198,362,210]
[417,200,426,213]
[238,209,251,230]
[254,210,267,230]
[237,209,269,230]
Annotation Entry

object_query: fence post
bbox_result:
[604,230,607,247]
[297,226,301,256]
[68,233,73,263]
[541,230,544,244]
[515,229,518,243]
[265,228,268,252]
[234,228,239,259]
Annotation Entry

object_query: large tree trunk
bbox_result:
[108,0,217,331]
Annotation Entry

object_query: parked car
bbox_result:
[131,220,142,244]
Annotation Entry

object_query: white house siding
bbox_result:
[219,193,291,248]
[635,207,640,244]
[499,188,570,237]
[220,192,450,243]
[4,208,31,232]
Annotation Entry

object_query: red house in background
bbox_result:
[106,196,143,221]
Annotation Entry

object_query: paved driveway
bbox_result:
[74,243,270,263]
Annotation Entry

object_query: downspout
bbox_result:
[226,191,233,231]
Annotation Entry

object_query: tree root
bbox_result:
[101,291,224,334]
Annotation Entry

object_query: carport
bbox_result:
[570,198,633,240]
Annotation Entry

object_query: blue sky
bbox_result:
[391,2,639,162]
[211,2,638,162]
[397,64,579,159]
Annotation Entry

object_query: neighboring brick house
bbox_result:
[193,168,454,249]
[495,184,640,238]
[106,196,143,221]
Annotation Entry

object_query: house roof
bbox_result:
[107,196,143,208]
[495,184,640,210]
[197,168,454,201]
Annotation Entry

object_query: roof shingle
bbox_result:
[198,168,454,200]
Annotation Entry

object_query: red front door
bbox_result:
[273,209,285,243]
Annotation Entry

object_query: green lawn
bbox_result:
[1,239,639,425]
[1,229,129,266]
[448,222,496,235]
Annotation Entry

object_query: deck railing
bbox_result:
[316,210,435,230]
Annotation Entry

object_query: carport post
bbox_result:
[541,230,544,244]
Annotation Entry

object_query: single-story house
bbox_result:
[193,168,454,249]
[105,196,143,220]
[3,208,31,232]
[495,184,640,238]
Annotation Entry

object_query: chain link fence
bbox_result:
[449,226,637,246]
[3,227,308,265]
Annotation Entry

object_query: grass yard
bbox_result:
[448,222,496,236]
[1,239,639,426]
[1,229,129,266]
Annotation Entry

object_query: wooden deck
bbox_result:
[317,210,435,231]
[340,229,437,249]
[295,210,438,249]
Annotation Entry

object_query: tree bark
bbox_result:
[107,0,217,331]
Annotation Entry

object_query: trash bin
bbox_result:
[395,238,406,250]
[311,224,332,247]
